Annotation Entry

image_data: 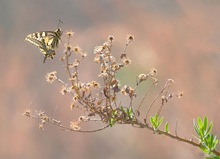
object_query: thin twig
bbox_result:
[175,119,178,136]
[137,82,154,111]
[31,114,109,133]
[145,80,172,122]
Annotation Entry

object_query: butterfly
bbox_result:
[25,28,62,63]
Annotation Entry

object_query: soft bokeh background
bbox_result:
[1,0,220,159]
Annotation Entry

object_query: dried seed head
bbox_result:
[60,56,65,61]
[149,68,157,76]
[66,31,74,37]
[39,123,44,130]
[45,71,57,83]
[177,91,183,98]
[168,79,175,83]
[23,108,31,117]
[152,78,159,85]
[91,81,100,88]
[161,95,168,104]
[81,52,87,58]
[70,121,81,131]
[70,102,75,110]
[127,35,134,43]
[73,46,82,54]
[78,116,89,122]
[120,53,126,59]
[73,94,79,102]
[112,64,120,71]
[66,45,72,51]
[94,45,104,54]
[103,42,111,48]
[108,35,114,41]
[121,85,129,95]
[138,74,148,82]
[122,58,131,65]
[128,87,135,98]
[60,86,68,95]
[72,59,80,67]
[94,54,101,63]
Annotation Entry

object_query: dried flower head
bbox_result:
[23,108,31,117]
[128,87,135,98]
[66,31,75,37]
[70,121,81,131]
[70,102,75,110]
[94,54,101,63]
[71,59,80,67]
[81,52,87,58]
[45,71,57,83]
[138,74,148,83]
[121,85,129,95]
[94,45,105,54]
[60,56,65,61]
[91,81,100,89]
[127,35,134,43]
[177,91,184,98]
[60,86,68,95]
[149,68,157,76]
[103,42,111,48]
[36,110,45,117]
[39,123,44,130]
[78,116,89,122]
[152,77,159,85]
[73,94,79,102]
[108,35,114,41]
[120,53,127,59]
[66,44,72,51]
[122,58,131,65]
[161,95,168,104]
[168,79,175,83]
[112,64,120,71]
[73,46,82,54]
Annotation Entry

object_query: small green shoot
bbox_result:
[193,116,219,156]
[150,114,164,132]
[109,109,118,127]
[165,122,169,133]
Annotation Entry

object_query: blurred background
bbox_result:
[1,0,220,159]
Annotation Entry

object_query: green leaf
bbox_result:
[150,115,157,130]
[193,119,201,136]
[204,116,208,130]
[200,146,210,155]
[207,122,213,135]
[109,118,115,127]
[155,114,159,121]
[158,117,164,127]
[127,107,134,119]
[194,116,220,157]
[150,116,155,125]
[120,106,126,113]
[198,117,203,129]
[213,136,218,148]
[165,122,169,133]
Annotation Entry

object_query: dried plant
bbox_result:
[23,31,220,159]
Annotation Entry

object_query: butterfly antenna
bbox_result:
[58,19,63,29]
[57,20,64,47]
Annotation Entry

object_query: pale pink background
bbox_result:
[1,1,220,159]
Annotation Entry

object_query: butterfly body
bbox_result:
[25,28,62,63]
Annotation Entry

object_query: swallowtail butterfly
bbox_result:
[25,28,62,63]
